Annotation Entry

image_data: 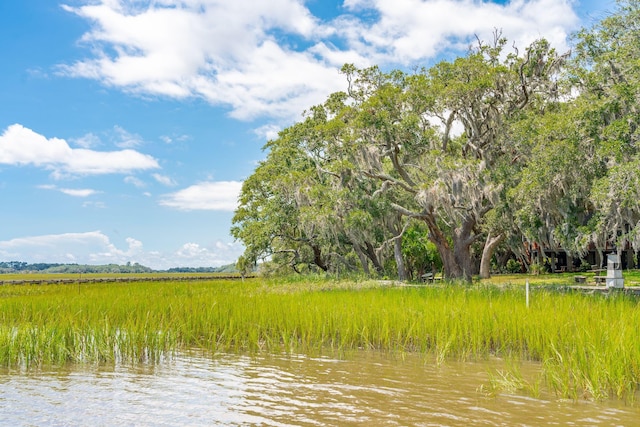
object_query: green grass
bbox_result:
[481,269,640,287]
[0,271,241,281]
[0,275,639,402]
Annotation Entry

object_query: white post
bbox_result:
[526,280,530,308]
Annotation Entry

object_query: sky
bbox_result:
[0,0,616,270]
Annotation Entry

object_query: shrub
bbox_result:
[578,260,591,272]
[529,261,544,275]
[505,258,522,274]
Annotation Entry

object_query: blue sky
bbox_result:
[0,0,614,269]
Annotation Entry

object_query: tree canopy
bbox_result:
[232,0,640,280]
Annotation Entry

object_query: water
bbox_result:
[1,352,638,426]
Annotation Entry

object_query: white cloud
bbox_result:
[0,231,126,264]
[71,132,102,148]
[124,175,146,188]
[71,126,144,149]
[160,134,190,144]
[0,231,243,269]
[38,184,99,197]
[152,173,177,186]
[112,125,144,148]
[169,241,244,267]
[0,124,160,175]
[59,0,341,121]
[61,188,97,197]
[159,181,242,211]
[338,0,578,64]
[254,124,282,141]
[58,0,580,121]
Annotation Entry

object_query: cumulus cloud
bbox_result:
[58,0,580,121]
[254,124,282,141]
[172,241,244,267]
[59,0,342,121]
[0,124,160,176]
[159,181,242,211]
[0,231,243,269]
[0,231,134,265]
[341,0,578,62]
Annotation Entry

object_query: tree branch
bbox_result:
[364,171,418,194]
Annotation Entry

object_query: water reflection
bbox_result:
[0,352,638,426]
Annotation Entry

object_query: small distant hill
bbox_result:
[0,261,237,274]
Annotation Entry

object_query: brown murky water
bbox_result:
[1,352,638,426]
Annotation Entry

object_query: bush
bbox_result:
[530,261,544,275]
[578,260,591,272]
[505,258,522,274]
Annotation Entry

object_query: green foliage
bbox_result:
[505,259,523,274]
[233,1,640,278]
[579,259,592,273]
[166,264,237,273]
[401,221,442,279]
[235,255,253,277]
[235,35,567,280]
[529,261,544,275]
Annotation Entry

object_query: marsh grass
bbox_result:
[1,277,639,402]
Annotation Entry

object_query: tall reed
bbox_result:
[0,278,638,401]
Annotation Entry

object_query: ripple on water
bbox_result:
[0,352,639,426]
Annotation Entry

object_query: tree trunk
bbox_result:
[353,244,370,275]
[625,248,634,269]
[424,216,463,280]
[479,234,504,279]
[567,255,575,272]
[439,245,462,279]
[425,215,477,282]
[311,245,329,272]
[394,235,407,281]
[595,249,603,269]
[364,241,385,276]
[453,237,474,281]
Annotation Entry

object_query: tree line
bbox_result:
[232,0,640,281]
[0,261,154,274]
[0,261,238,274]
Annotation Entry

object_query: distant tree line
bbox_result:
[0,261,237,274]
[166,265,238,273]
[232,0,640,281]
[0,261,154,274]
[0,261,62,272]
